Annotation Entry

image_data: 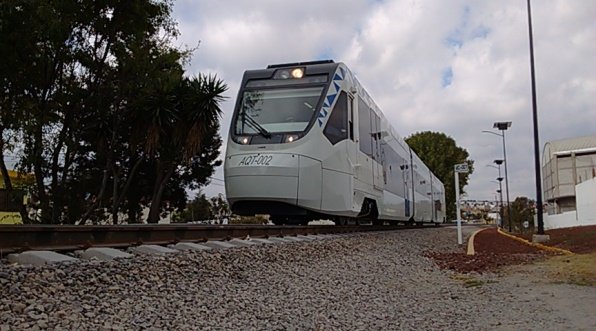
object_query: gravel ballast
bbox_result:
[0,227,593,330]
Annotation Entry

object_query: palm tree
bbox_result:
[146,74,227,223]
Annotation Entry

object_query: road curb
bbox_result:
[466,228,488,255]
[497,228,574,255]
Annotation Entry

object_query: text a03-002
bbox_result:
[237,154,274,166]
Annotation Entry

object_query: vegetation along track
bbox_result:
[0,224,433,254]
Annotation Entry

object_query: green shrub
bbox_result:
[229,214,269,224]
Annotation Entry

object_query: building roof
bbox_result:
[543,134,596,162]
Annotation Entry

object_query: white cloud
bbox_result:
[173,0,596,202]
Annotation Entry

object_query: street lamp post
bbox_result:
[490,180,503,226]
[488,160,505,227]
[526,0,545,236]
[454,163,469,245]
[494,122,512,232]
[496,177,504,226]
[482,122,512,232]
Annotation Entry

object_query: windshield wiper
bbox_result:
[241,112,272,138]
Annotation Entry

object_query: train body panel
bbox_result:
[224,60,444,224]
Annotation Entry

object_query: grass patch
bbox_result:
[451,274,496,288]
[463,279,485,288]
[542,253,596,286]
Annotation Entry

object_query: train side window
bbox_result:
[323,91,348,145]
[348,94,354,141]
[358,99,372,156]
[370,111,377,160]
[375,114,381,160]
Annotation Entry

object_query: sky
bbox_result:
[172,0,596,202]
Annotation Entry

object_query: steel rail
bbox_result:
[0,224,422,254]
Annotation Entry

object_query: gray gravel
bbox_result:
[0,227,592,330]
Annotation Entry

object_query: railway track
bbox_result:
[0,223,428,254]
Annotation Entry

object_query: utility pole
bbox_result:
[526,0,545,237]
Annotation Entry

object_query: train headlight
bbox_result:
[284,134,301,143]
[278,70,290,79]
[291,68,304,79]
[274,67,305,79]
[234,136,250,144]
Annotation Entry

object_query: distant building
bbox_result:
[542,134,596,214]
[0,170,34,224]
[542,134,596,229]
[0,170,35,189]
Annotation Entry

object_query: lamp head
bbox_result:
[493,121,512,130]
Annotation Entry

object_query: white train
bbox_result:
[224,60,445,225]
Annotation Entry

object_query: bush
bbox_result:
[229,214,269,224]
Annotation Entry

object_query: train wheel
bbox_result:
[285,218,309,226]
[335,217,348,226]
[271,217,286,225]
[356,219,370,225]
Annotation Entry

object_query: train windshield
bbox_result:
[235,86,324,135]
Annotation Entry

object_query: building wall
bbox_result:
[576,178,596,225]
[543,151,596,215]
[543,178,596,229]
[576,153,596,182]
[542,211,577,230]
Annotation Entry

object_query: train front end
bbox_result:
[224,61,338,224]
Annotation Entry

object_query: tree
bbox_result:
[210,193,230,222]
[143,75,227,223]
[504,197,535,233]
[405,131,474,220]
[172,193,213,223]
[0,0,34,193]
[1,0,226,224]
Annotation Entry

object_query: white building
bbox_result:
[542,134,596,229]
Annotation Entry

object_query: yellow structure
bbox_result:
[0,170,35,189]
[0,170,33,224]
[0,212,22,224]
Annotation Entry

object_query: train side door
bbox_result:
[346,93,358,179]
[430,171,435,222]
[356,98,373,186]
[408,150,415,219]
[371,113,383,190]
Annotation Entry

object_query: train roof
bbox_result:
[266,60,335,69]
[241,60,339,83]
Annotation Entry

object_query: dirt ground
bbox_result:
[428,225,596,330]
[427,225,596,275]
[518,225,596,254]
[494,259,596,331]
[426,227,553,274]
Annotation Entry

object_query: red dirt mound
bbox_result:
[426,227,554,274]
[518,225,596,254]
